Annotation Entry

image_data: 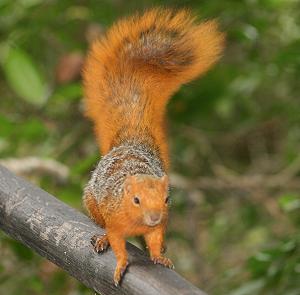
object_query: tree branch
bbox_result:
[0,165,206,295]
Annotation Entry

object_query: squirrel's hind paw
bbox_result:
[91,234,110,253]
[151,256,174,269]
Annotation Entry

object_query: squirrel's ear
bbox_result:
[124,175,134,194]
[124,183,131,194]
[160,175,169,190]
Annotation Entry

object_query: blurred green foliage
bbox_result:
[0,0,300,294]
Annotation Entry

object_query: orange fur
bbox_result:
[83,7,224,285]
[85,175,170,285]
[83,7,224,169]
[84,193,105,227]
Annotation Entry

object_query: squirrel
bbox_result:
[82,7,224,286]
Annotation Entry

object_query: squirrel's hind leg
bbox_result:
[84,193,110,253]
[83,192,106,228]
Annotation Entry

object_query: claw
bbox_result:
[113,261,129,286]
[91,235,98,246]
[91,234,110,254]
[151,256,174,269]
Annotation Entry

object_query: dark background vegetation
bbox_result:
[0,0,300,294]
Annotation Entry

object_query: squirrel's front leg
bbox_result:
[107,230,128,286]
[144,226,174,269]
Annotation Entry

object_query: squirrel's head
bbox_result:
[123,174,169,227]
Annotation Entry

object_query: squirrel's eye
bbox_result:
[165,196,170,204]
[133,196,140,205]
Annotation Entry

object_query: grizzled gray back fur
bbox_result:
[84,141,165,207]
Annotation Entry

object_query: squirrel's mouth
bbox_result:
[145,221,161,227]
[143,213,162,227]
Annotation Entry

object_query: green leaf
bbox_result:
[279,194,300,212]
[7,239,34,261]
[248,254,271,277]
[20,118,47,141]
[0,264,4,274]
[51,83,82,102]
[28,276,44,293]
[71,154,98,175]
[0,115,14,137]
[230,279,265,295]
[2,47,48,107]
[281,239,297,253]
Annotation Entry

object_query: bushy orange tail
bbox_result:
[83,8,225,162]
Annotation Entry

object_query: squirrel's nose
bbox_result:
[149,212,161,223]
[145,211,162,226]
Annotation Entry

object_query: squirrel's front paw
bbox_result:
[151,256,174,269]
[91,234,110,253]
[114,261,129,286]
